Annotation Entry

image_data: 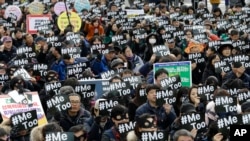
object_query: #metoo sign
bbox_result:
[214,96,237,113]
[140,131,167,141]
[11,110,38,130]
[45,132,74,141]
[180,113,206,131]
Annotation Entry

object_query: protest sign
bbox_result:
[118,121,136,141]
[54,2,67,16]
[47,95,71,114]
[0,92,48,126]
[33,63,48,77]
[11,109,38,130]
[140,131,167,141]
[26,14,51,34]
[160,75,182,90]
[152,45,170,57]
[74,84,95,99]
[214,96,238,113]
[156,89,176,106]
[0,74,9,85]
[13,68,31,80]
[123,76,142,89]
[78,79,109,99]
[154,61,192,87]
[28,1,45,15]
[61,47,81,58]
[217,115,242,138]
[98,99,119,116]
[57,11,82,32]
[45,132,74,141]
[74,0,90,12]
[100,68,124,79]
[197,85,216,101]
[4,5,22,22]
[45,81,62,96]
[180,112,206,132]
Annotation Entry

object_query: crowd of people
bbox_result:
[0,0,249,141]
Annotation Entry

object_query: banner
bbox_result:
[26,14,51,34]
[154,61,192,87]
[0,91,48,126]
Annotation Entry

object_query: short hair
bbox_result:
[0,127,7,137]
[68,124,84,133]
[173,129,194,141]
[145,84,160,94]
[63,77,80,89]
[62,54,71,60]
[59,85,75,95]
[154,68,169,79]
[42,122,62,138]
[109,75,123,82]
[230,29,239,36]
[68,93,81,100]
[110,104,128,119]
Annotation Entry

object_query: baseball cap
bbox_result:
[2,36,12,42]
[110,58,124,68]
[35,36,46,43]
[241,100,250,113]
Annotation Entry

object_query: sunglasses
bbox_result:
[113,113,129,121]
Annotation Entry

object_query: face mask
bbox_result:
[149,38,156,44]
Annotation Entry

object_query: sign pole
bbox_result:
[64,0,72,27]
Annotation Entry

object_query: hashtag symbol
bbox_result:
[118,124,125,133]
[33,64,37,70]
[235,56,239,62]
[161,80,166,88]
[11,116,19,126]
[242,114,249,124]
[141,132,148,141]
[215,97,221,105]
[156,91,161,99]
[139,89,144,97]
[181,115,188,124]
[238,93,244,101]
[198,87,203,94]
[217,118,224,128]
[68,69,72,75]
[99,101,105,110]
[47,100,52,108]
[45,133,52,141]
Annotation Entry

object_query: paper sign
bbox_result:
[154,61,192,87]
[74,0,90,12]
[0,92,48,126]
[54,2,67,16]
[57,11,82,32]
[26,14,51,34]
[28,1,45,15]
[4,5,22,21]
[13,68,31,80]
[11,109,38,130]
[45,132,74,141]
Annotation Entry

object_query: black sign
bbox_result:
[67,62,88,79]
[218,115,241,138]
[188,53,205,64]
[152,45,170,57]
[11,110,38,130]
[98,99,119,116]
[156,89,176,106]
[214,60,231,74]
[140,131,167,141]
[160,75,182,90]
[109,81,131,97]
[33,63,48,77]
[75,84,96,99]
[123,76,142,89]
[61,47,81,58]
[47,95,71,114]
[45,132,74,141]
[100,68,124,79]
[197,85,216,101]
[180,112,206,131]
[214,96,238,113]
[45,81,62,95]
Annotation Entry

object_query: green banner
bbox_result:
[153,61,192,87]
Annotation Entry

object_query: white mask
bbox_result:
[149,38,156,44]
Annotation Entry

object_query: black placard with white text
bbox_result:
[11,110,38,130]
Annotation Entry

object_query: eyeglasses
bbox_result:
[70,100,81,104]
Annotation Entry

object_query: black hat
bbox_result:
[217,40,233,55]
[241,100,250,113]
[35,36,46,43]
[180,103,196,114]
